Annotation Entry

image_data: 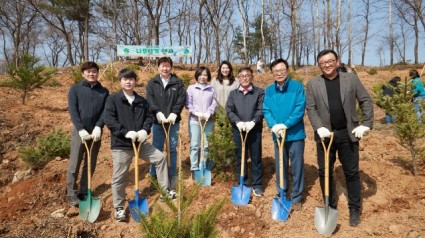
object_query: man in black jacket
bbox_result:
[146,57,186,193]
[382,76,400,124]
[67,62,109,207]
[104,68,170,221]
[226,66,265,197]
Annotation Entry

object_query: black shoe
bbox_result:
[77,194,87,201]
[149,176,157,193]
[349,208,361,227]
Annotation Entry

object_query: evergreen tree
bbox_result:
[207,104,236,180]
[373,77,425,176]
[7,54,55,104]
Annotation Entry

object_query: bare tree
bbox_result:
[359,0,372,66]
[347,0,352,65]
[0,1,39,67]
[204,0,232,65]
[389,0,394,65]
[237,0,249,65]
[143,0,165,45]
[196,0,205,67]
[403,0,425,31]
[394,1,420,64]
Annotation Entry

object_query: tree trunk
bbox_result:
[196,1,204,68]
[347,0,352,65]
[389,0,394,65]
[310,0,317,65]
[413,12,419,64]
[336,0,341,57]
[260,0,265,59]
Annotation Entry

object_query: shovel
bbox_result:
[231,130,251,206]
[195,118,212,186]
[271,129,292,221]
[161,122,172,169]
[314,132,338,235]
[79,138,101,223]
[129,140,149,222]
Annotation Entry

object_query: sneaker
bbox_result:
[160,190,177,201]
[252,188,263,197]
[68,196,79,207]
[191,171,195,180]
[292,203,302,211]
[115,207,126,222]
[168,190,177,200]
[349,208,361,227]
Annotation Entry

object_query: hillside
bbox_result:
[0,63,424,238]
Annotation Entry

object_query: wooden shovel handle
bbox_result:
[275,129,286,190]
[239,130,249,176]
[161,122,172,168]
[83,138,94,190]
[131,140,143,191]
[321,133,334,197]
[198,118,207,162]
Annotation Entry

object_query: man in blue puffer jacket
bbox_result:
[263,58,306,212]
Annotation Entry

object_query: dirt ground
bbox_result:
[0,64,424,238]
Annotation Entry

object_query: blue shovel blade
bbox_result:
[271,194,292,221]
[194,161,212,186]
[129,189,149,222]
[231,177,251,206]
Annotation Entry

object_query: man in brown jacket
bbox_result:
[306,49,374,227]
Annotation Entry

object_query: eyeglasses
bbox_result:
[272,69,288,74]
[238,74,252,79]
[318,59,336,66]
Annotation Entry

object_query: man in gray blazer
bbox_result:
[306,49,373,227]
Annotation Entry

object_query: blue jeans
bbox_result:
[274,140,305,203]
[413,96,425,122]
[150,123,180,177]
[188,119,214,171]
[232,127,263,189]
[385,113,393,124]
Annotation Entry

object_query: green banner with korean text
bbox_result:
[117,45,193,58]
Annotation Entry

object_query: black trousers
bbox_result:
[316,128,361,210]
[232,127,263,189]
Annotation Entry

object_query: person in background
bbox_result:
[226,67,265,197]
[211,60,239,107]
[263,58,306,211]
[146,57,186,197]
[185,66,218,179]
[256,58,266,74]
[382,76,401,124]
[104,68,171,221]
[67,62,109,207]
[409,69,425,121]
[306,49,374,227]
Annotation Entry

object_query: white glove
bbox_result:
[156,112,167,123]
[92,126,101,142]
[125,131,138,141]
[194,111,202,118]
[137,129,148,143]
[78,129,91,142]
[245,121,256,132]
[271,124,287,137]
[202,113,210,121]
[167,113,177,124]
[352,125,370,139]
[317,127,331,139]
[236,122,246,131]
